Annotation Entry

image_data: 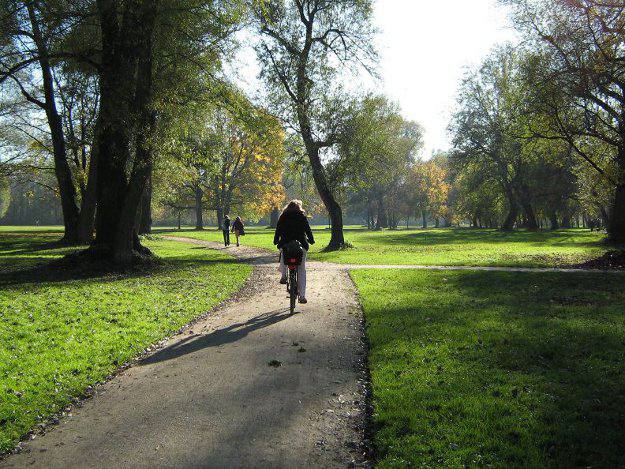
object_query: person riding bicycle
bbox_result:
[274,200,315,304]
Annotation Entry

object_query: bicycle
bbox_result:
[281,240,304,314]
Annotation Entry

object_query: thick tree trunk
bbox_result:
[501,189,518,231]
[92,0,157,264]
[549,210,559,231]
[195,186,204,230]
[76,126,99,243]
[306,145,344,248]
[138,172,152,235]
[26,2,79,243]
[520,201,539,231]
[561,212,572,229]
[216,206,224,231]
[609,182,625,243]
[422,210,427,229]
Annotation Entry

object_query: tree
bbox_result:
[157,91,286,230]
[205,107,286,226]
[337,94,422,230]
[506,0,625,242]
[407,160,450,228]
[0,1,95,243]
[254,0,376,249]
[451,46,544,231]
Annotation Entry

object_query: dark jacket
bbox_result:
[274,211,315,250]
[223,218,230,231]
[232,219,244,234]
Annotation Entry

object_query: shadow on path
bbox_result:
[141,308,294,366]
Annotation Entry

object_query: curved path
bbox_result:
[2,239,368,468]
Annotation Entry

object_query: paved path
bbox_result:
[2,239,368,468]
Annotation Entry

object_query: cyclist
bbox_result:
[274,200,315,304]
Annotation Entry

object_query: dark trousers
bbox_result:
[223,229,230,246]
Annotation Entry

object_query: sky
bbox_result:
[371,0,517,157]
[230,0,518,158]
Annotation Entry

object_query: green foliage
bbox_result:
[337,94,423,227]
[353,268,625,466]
[0,234,251,453]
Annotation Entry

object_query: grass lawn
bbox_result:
[351,268,625,467]
[158,226,609,268]
[0,226,64,233]
[0,233,251,454]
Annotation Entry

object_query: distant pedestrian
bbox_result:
[222,215,231,246]
[232,216,245,247]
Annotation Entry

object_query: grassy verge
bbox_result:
[0,234,251,454]
[158,226,609,268]
[351,268,625,467]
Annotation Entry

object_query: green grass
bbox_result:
[0,226,64,233]
[351,268,625,467]
[0,233,251,454]
[158,226,609,267]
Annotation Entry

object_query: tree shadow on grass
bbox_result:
[368,270,625,466]
[0,255,241,290]
[141,309,294,366]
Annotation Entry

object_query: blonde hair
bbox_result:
[283,199,303,213]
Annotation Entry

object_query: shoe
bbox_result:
[279,277,287,284]
[298,297,307,304]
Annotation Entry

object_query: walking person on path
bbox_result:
[274,199,315,304]
[222,215,231,246]
[231,216,245,247]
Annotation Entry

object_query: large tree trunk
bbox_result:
[520,201,539,231]
[138,172,152,235]
[216,206,224,231]
[26,2,79,244]
[92,0,157,264]
[549,210,559,231]
[195,186,204,230]
[306,145,344,249]
[609,182,625,243]
[501,188,518,231]
[76,125,99,243]
[561,211,572,229]
[421,210,427,229]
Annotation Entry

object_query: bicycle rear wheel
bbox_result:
[289,269,297,314]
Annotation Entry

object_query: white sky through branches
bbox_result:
[230,0,517,158]
[372,0,517,157]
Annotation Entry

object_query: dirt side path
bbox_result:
[2,240,368,468]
